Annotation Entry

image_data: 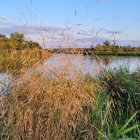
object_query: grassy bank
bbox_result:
[0,67,140,139]
[50,48,140,57]
[0,32,51,73]
[50,43,140,57]
[51,48,140,57]
[0,49,51,73]
[0,33,140,139]
[93,52,140,56]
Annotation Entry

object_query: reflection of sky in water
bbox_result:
[0,54,140,91]
[0,72,11,95]
[39,54,140,77]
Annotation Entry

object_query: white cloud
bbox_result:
[0,21,139,48]
[0,16,7,20]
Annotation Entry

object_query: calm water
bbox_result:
[0,54,140,93]
[0,72,11,95]
[39,54,140,77]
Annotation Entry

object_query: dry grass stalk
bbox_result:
[1,69,97,140]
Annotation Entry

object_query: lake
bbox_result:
[0,54,140,93]
[38,54,140,77]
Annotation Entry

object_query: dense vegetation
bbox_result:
[50,40,140,56]
[0,32,50,73]
[0,33,140,139]
[0,66,140,139]
[0,32,41,51]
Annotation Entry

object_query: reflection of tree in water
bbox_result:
[102,56,110,66]
[95,55,101,64]
[97,56,112,66]
[88,55,101,64]
[88,55,116,66]
[88,55,96,61]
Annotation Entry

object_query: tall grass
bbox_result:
[0,71,96,140]
[0,49,51,73]
[0,65,140,139]
[95,66,140,139]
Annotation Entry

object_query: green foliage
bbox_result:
[51,40,140,56]
[0,32,41,51]
[0,32,50,73]
[95,67,140,139]
[110,112,139,140]
[10,32,24,44]
[52,47,140,56]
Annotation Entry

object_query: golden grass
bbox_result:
[1,49,140,139]
[0,70,97,140]
[0,49,51,73]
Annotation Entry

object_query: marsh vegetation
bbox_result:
[0,66,140,140]
[51,40,140,57]
[0,32,50,73]
[0,33,140,140]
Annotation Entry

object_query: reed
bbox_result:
[0,66,140,139]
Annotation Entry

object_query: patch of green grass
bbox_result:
[95,66,140,139]
[96,52,140,56]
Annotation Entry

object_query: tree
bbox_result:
[25,41,41,49]
[103,40,110,46]
[10,32,25,44]
[0,34,6,38]
[0,34,7,42]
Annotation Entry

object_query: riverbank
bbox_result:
[0,66,140,139]
[49,46,140,57]
[0,32,51,73]
[89,52,140,56]
[0,49,51,73]
[0,33,140,139]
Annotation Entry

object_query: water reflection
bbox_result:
[39,54,140,77]
[0,54,140,93]
[0,72,11,95]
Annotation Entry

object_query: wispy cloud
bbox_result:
[93,16,122,21]
[0,23,65,35]
[101,28,123,34]
[0,20,139,48]
[0,16,7,21]
[0,16,8,25]
[95,0,105,4]
[93,18,102,21]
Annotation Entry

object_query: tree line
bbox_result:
[93,40,140,54]
[0,32,41,51]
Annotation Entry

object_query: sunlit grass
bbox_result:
[0,49,51,73]
[0,32,140,139]
[0,71,96,139]
[0,66,140,139]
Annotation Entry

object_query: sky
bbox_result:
[0,0,140,48]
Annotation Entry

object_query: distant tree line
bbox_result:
[51,40,140,56]
[0,32,41,51]
[93,40,140,54]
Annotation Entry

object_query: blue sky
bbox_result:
[0,0,140,47]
